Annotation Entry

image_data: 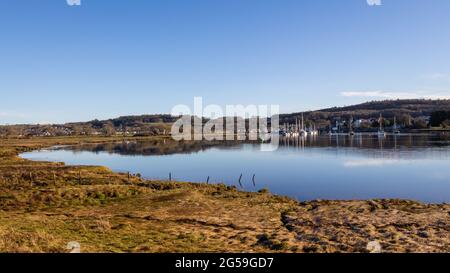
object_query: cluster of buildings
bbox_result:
[330,115,431,134]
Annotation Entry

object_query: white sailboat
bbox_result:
[300,113,308,136]
[279,123,287,136]
[349,116,355,136]
[393,116,400,134]
[329,120,338,135]
[292,118,299,137]
[310,123,319,136]
[378,114,386,137]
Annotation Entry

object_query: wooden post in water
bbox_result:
[169,172,172,181]
[206,176,210,184]
[238,174,243,188]
[252,174,256,187]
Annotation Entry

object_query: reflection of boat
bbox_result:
[378,114,386,137]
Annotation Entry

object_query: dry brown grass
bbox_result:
[0,136,448,253]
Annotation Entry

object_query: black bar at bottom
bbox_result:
[0,253,446,272]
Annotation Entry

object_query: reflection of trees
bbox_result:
[61,139,250,156]
[56,134,450,160]
[279,134,450,149]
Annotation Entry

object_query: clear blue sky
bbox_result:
[1,0,450,124]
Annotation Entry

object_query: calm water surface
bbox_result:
[21,134,450,203]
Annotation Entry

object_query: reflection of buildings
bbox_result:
[277,134,450,160]
[59,134,450,161]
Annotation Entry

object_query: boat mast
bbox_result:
[379,114,383,132]
[350,116,353,134]
[301,113,305,131]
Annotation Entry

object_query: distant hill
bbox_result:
[319,99,450,116]
[71,114,180,129]
[105,99,450,126]
[281,99,450,123]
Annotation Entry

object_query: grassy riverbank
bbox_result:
[0,136,448,253]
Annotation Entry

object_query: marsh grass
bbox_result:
[0,136,448,253]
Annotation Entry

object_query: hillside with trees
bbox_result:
[430,111,450,127]
[1,99,450,137]
[280,99,450,130]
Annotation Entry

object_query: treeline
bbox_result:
[430,111,450,127]
[319,99,450,114]
[1,100,450,137]
[0,115,180,138]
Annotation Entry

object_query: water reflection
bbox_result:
[54,133,450,158]
[61,139,250,156]
[276,134,450,160]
